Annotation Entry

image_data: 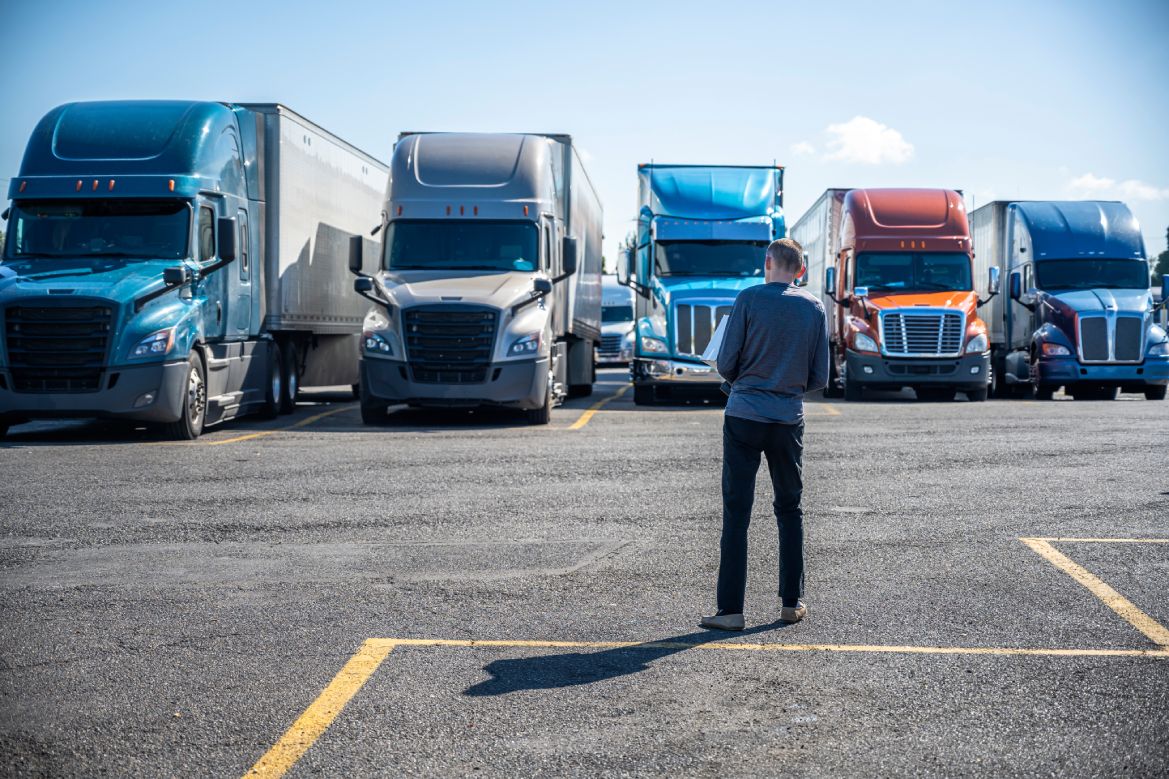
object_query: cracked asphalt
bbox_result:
[1,368,1167,777]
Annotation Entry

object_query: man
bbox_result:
[701,238,829,631]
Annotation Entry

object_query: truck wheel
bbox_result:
[633,384,655,406]
[0,420,8,440]
[360,391,389,425]
[351,383,361,400]
[823,356,844,398]
[569,383,594,399]
[843,378,864,402]
[279,340,299,414]
[966,386,989,402]
[258,343,282,419]
[991,353,1009,398]
[1145,385,1167,401]
[163,352,207,440]
[526,373,553,425]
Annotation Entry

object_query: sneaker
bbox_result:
[700,613,745,631]
[779,600,807,624]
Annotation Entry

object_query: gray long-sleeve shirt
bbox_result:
[716,281,830,424]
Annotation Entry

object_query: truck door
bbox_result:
[197,203,226,342]
[233,210,252,337]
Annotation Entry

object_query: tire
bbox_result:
[990,352,1009,398]
[966,386,989,402]
[258,343,281,419]
[526,372,553,425]
[279,340,299,414]
[823,354,844,398]
[0,420,9,440]
[351,383,361,400]
[633,384,655,406]
[569,384,593,399]
[360,390,389,425]
[843,377,864,402]
[163,352,207,440]
[1145,385,1168,401]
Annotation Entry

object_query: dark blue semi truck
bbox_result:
[971,200,1169,400]
[0,101,387,438]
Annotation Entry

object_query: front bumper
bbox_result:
[632,356,721,386]
[845,350,990,390]
[0,360,188,423]
[1035,355,1169,386]
[361,357,549,410]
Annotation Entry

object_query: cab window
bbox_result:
[198,206,215,261]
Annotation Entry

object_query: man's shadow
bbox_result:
[464,622,792,697]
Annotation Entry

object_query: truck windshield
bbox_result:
[4,199,190,260]
[653,240,767,277]
[384,220,538,272]
[854,252,972,292]
[602,305,633,323]
[1035,259,1150,291]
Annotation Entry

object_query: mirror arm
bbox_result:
[512,290,549,316]
[357,288,393,314]
[134,275,192,312]
[977,289,999,308]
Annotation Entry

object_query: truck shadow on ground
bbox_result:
[463,623,794,696]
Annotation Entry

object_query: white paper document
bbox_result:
[701,316,729,369]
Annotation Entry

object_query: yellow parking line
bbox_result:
[1030,537,1169,544]
[1020,537,1169,648]
[568,384,631,430]
[244,639,395,779]
[152,405,355,447]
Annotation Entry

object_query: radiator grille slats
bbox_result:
[1078,315,1143,363]
[4,303,112,393]
[403,305,497,384]
[673,303,734,357]
[880,311,964,357]
[1114,317,1143,362]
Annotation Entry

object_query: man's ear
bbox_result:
[764,256,772,270]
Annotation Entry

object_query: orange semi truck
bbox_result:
[790,188,1000,401]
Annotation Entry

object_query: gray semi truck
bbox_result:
[349,132,603,425]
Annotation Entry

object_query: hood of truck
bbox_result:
[380,269,542,310]
[652,275,764,308]
[1044,288,1152,315]
[0,258,180,305]
[850,290,982,333]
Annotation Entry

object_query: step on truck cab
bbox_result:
[971,200,1169,400]
[616,164,784,404]
[0,101,388,439]
[349,132,603,425]
[792,188,998,402]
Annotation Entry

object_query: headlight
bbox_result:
[131,328,174,359]
[1041,342,1071,357]
[965,333,988,353]
[640,336,668,354]
[363,331,393,355]
[853,332,878,353]
[508,332,541,356]
[1149,341,1169,357]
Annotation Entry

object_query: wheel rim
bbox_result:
[187,365,206,426]
[271,364,282,404]
[287,358,298,400]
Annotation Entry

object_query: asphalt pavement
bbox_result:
[1,369,1167,777]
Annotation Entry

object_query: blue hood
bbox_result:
[0,258,184,307]
[1050,288,1153,314]
[653,275,764,307]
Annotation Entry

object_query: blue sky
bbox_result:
[2,0,1167,265]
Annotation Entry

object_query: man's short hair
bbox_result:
[766,238,804,273]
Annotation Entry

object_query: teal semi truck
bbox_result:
[616,164,785,404]
[0,100,387,439]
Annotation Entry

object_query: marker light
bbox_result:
[108,180,116,191]
[19,181,26,192]
[473,206,478,216]
[460,206,465,216]
[168,179,175,192]
[397,205,403,216]
[92,180,99,191]
[523,206,529,216]
[446,206,451,216]
[76,180,83,191]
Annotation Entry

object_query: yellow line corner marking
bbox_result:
[568,384,631,430]
[244,639,395,779]
[1020,537,1169,648]
[151,404,355,447]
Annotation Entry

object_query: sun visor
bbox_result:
[653,218,772,241]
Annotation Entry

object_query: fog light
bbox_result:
[862,366,874,375]
[133,391,157,408]
[970,366,981,374]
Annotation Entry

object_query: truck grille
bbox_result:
[881,310,964,357]
[4,303,113,393]
[1078,315,1143,363]
[403,305,497,384]
[675,303,733,357]
[599,334,624,354]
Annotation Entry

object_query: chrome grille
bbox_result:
[1078,315,1143,363]
[880,310,964,357]
[403,305,497,384]
[599,334,624,354]
[4,302,113,393]
[674,303,733,357]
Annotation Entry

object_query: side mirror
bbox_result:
[533,278,553,295]
[561,236,579,277]
[216,216,238,262]
[616,247,632,286]
[988,266,1001,296]
[853,286,870,298]
[354,276,374,293]
[349,235,364,276]
[1009,272,1021,301]
[825,266,836,296]
[163,266,192,286]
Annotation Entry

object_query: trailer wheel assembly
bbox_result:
[279,340,299,414]
[259,343,282,419]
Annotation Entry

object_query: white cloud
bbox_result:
[790,141,816,156]
[1067,172,1169,201]
[823,116,914,165]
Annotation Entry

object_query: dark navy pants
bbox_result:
[717,414,805,614]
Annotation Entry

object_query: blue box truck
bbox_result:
[616,164,785,404]
[0,101,388,439]
[971,200,1169,400]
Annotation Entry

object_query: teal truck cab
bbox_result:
[617,164,785,404]
[0,100,388,439]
